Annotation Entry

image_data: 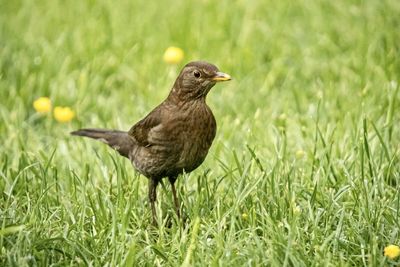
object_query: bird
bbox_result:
[71,61,231,225]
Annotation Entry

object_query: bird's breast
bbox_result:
[176,102,216,172]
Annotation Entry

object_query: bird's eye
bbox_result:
[193,70,201,78]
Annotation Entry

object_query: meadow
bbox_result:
[1,0,400,266]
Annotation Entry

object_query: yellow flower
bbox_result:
[54,106,75,123]
[163,46,184,64]
[241,213,248,220]
[278,113,287,121]
[33,97,51,113]
[296,150,305,159]
[384,245,400,259]
[293,205,301,214]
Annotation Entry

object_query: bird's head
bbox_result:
[169,61,231,101]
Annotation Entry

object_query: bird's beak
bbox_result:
[211,72,231,82]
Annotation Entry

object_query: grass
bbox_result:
[1,0,400,265]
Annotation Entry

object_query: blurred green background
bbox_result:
[1,0,399,266]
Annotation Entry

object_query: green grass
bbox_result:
[1,0,400,265]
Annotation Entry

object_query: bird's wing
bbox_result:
[128,109,162,147]
[128,104,180,148]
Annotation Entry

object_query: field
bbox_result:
[1,0,400,266]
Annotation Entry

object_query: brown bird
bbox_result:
[71,61,231,225]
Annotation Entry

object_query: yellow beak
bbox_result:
[212,72,231,82]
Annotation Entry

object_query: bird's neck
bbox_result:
[167,86,207,106]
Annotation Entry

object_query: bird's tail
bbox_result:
[71,128,133,158]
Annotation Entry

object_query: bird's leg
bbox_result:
[168,177,180,220]
[148,179,159,226]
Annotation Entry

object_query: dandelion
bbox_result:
[242,213,248,220]
[384,245,400,259]
[296,150,305,159]
[163,46,184,64]
[278,113,287,122]
[33,97,51,113]
[293,205,301,214]
[54,106,75,123]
